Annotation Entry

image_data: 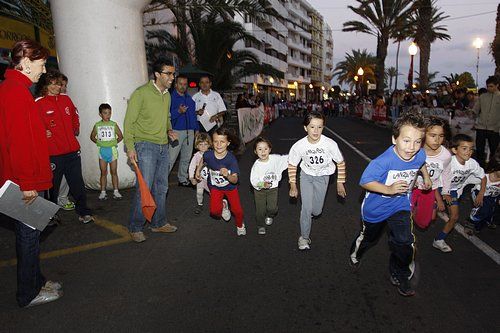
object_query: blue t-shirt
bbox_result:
[360,146,426,223]
[203,150,239,190]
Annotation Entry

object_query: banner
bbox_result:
[238,105,264,143]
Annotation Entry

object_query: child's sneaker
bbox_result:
[397,279,415,297]
[236,224,246,236]
[464,220,479,235]
[258,227,266,235]
[61,201,75,211]
[221,199,231,222]
[79,215,94,224]
[98,191,107,200]
[194,204,203,215]
[437,211,449,222]
[487,222,497,229]
[113,190,123,200]
[298,236,311,250]
[265,217,273,226]
[433,239,452,252]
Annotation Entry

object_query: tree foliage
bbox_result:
[333,49,377,90]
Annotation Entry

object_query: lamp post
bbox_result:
[357,67,364,97]
[473,37,483,91]
[408,42,418,92]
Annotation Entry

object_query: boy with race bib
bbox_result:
[90,103,123,200]
[196,127,245,236]
[288,112,347,251]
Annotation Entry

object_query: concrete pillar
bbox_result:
[50,0,151,189]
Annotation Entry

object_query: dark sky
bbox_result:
[308,0,498,89]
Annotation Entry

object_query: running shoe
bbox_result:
[221,199,231,222]
[265,217,273,226]
[60,201,75,211]
[98,192,108,200]
[298,236,311,250]
[237,224,246,236]
[432,239,452,252]
[258,227,266,235]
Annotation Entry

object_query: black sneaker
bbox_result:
[389,274,401,286]
[349,257,360,271]
[194,205,203,215]
[487,223,497,230]
[397,279,416,297]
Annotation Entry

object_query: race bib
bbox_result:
[384,169,419,196]
[263,172,278,188]
[201,166,209,181]
[98,126,115,142]
[209,170,229,187]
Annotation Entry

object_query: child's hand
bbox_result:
[195,172,202,181]
[220,168,229,178]
[46,130,52,138]
[423,177,432,190]
[263,181,271,189]
[474,192,484,207]
[190,178,198,185]
[443,194,452,205]
[388,180,409,195]
[337,183,346,198]
[289,183,298,198]
[436,198,446,212]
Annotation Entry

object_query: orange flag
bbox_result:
[132,160,156,222]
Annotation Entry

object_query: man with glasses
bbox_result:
[124,58,179,243]
[473,76,500,167]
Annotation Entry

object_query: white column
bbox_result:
[50,0,151,189]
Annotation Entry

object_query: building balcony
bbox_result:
[287,37,311,54]
[264,34,288,55]
[285,72,311,84]
[286,2,312,24]
[287,55,311,69]
[260,15,288,37]
[287,21,311,40]
[268,0,288,19]
[248,47,288,72]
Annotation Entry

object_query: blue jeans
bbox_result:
[129,142,169,232]
[168,129,194,183]
[15,220,46,307]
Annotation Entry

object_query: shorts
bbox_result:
[98,146,118,163]
[445,190,459,206]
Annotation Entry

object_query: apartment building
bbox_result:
[308,8,323,102]
[322,23,334,99]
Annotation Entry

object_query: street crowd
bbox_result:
[0,40,499,307]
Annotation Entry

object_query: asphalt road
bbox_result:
[0,116,498,332]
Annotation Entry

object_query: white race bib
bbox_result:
[97,126,115,142]
[209,170,229,187]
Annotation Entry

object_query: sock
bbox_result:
[100,190,106,194]
[436,231,448,240]
[113,189,119,194]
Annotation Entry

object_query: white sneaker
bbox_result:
[237,224,246,236]
[258,227,266,235]
[437,211,449,222]
[221,199,231,222]
[98,192,107,200]
[298,236,311,250]
[79,215,94,224]
[25,288,62,308]
[265,217,273,226]
[113,191,123,200]
[433,239,452,252]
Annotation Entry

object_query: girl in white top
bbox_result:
[411,117,452,229]
[288,112,347,250]
[189,133,211,215]
[250,137,289,235]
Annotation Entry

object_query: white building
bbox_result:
[322,23,334,99]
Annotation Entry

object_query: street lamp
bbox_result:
[473,37,483,91]
[408,42,418,92]
[357,67,364,96]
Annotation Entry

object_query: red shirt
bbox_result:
[36,94,80,156]
[0,69,52,191]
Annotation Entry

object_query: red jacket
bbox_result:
[36,93,80,156]
[0,69,52,191]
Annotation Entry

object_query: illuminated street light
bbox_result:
[309,83,313,89]
[357,68,364,96]
[408,42,418,92]
[473,37,483,91]
[269,77,274,84]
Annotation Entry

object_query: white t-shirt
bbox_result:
[472,173,500,197]
[193,90,227,119]
[416,145,452,191]
[449,156,485,197]
[250,154,289,190]
[288,135,344,176]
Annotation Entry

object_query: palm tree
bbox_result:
[493,4,500,76]
[146,12,283,90]
[333,49,377,91]
[411,0,450,90]
[386,66,399,92]
[343,0,416,95]
[416,70,438,88]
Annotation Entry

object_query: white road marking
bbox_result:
[325,125,500,265]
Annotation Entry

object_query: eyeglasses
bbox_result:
[160,71,176,77]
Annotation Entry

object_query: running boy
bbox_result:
[288,112,347,250]
[466,149,499,233]
[433,134,486,251]
[90,103,123,200]
[411,116,451,229]
[189,132,211,214]
[250,137,288,235]
[195,127,245,236]
[349,113,431,297]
